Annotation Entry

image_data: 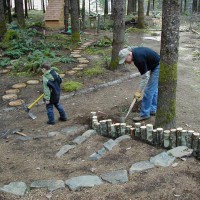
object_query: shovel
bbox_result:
[23,93,44,119]
[120,98,137,123]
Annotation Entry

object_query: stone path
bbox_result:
[1,40,94,107]
[0,124,184,197]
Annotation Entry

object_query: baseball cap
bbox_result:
[118,48,131,64]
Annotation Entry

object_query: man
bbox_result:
[42,62,67,125]
[119,47,160,122]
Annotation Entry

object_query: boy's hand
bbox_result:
[45,100,50,104]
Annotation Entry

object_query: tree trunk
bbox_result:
[152,0,155,10]
[7,0,12,23]
[133,0,137,14]
[0,0,7,41]
[127,0,134,15]
[16,0,25,27]
[146,0,150,16]
[184,0,187,12]
[70,0,81,43]
[137,0,145,28]
[192,0,198,12]
[109,0,125,70]
[24,0,28,18]
[104,0,108,16]
[81,0,85,30]
[198,0,200,12]
[64,0,69,32]
[155,0,180,129]
[110,0,114,19]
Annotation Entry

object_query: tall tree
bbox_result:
[16,0,25,27]
[24,0,28,18]
[146,0,150,16]
[155,0,180,129]
[198,0,200,12]
[137,0,145,28]
[70,0,81,42]
[133,0,137,13]
[127,0,134,15]
[6,0,12,23]
[0,0,7,40]
[109,0,125,70]
[104,0,108,16]
[64,0,69,32]
[192,0,198,12]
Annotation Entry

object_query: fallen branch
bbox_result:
[191,29,200,35]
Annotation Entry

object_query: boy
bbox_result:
[41,62,67,125]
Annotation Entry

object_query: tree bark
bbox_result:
[137,0,145,28]
[104,0,108,16]
[192,0,198,12]
[16,0,25,28]
[109,0,125,70]
[146,0,150,16]
[81,0,85,30]
[6,0,12,23]
[70,0,81,43]
[0,0,7,41]
[127,0,134,15]
[155,0,180,129]
[133,0,137,13]
[64,0,69,32]
[24,0,28,18]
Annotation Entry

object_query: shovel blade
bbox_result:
[28,112,37,119]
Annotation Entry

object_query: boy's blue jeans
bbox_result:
[46,102,67,123]
[140,65,160,117]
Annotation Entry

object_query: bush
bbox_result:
[83,66,104,77]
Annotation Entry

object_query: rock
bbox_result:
[72,135,87,145]
[129,161,155,174]
[77,64,88,68]
[55,144,76,158]
[9,99,24,107]
[100,170,128,184]
[60,125,88,136]
[103,139,117,151]
[150,152,176,167]
[0,182,27,196]
[26,80,40,85]
[0,69,10,74]
[73,67,84,71]
[71,54,82,58]
[82,129,97,138]
[47,131,60,137]
[5,89,20,94]
[65,175,104,191]
[89,152,102,161]
[115,135,131,144]
[2,94,18,101]
[12,83,27,89]
[31,180,65,192]
[167,146,193,158]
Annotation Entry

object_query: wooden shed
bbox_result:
[44,0,65,29]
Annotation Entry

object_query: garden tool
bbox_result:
[23,93,44,119]
[120,97,137,123]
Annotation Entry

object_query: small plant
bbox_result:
[83,66,104,77]
[192,50,200,61]
[0,58,11,68]
[125,27,149,33]
[62,80,83,92]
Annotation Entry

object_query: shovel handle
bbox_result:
[28,94,44,110]
[124,98,137,119]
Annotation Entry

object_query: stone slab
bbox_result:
[129,160,155,174]
[115,135,131,144]
[100,170,128,184]
[82,129,96,138]
[103,139,117,151]
[72,135,87,145]
[55,144,76,158]
[167,146,193,158]
[65,175,103,191]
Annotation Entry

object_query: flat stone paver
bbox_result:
[30,180,65,192]
[12,83,27,89]
[115,135,131,144]
[167,146,193,158]
[65,175,104,191]
[55,144,76,158]
[2,94,18,101]
[100,170,128,184]
[5,89,20,94]
[72,135,87,144]
[82,129,96,138]
[103,139,117,151]
[129,161,155,174]
[8,99,24,107]
[0,182,27,196]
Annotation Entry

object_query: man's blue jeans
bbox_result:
[46,102,67,123]
[140,65,160,117]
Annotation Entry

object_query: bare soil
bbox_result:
[0,27,200,200]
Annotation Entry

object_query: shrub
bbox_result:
[83,66,104,77]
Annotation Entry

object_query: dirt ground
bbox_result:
[0,26,200,199]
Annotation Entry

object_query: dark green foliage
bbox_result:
[0,58,11,68]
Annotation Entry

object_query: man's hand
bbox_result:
[134,91,142,100]
[45,100,50,104]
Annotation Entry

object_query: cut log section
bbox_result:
[12,83,27,89]
[9,99,24,106]
[2,94,18,101]
[26,80,40,85]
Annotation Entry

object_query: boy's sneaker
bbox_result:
[59,117,67,121]
[47,121,55,125]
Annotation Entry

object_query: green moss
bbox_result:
[108,58,119,70]
[62,80,83,92]
[83,66,104,77]
[125,27,149,33]
[71,32,81,43]
[159,62,178,83]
